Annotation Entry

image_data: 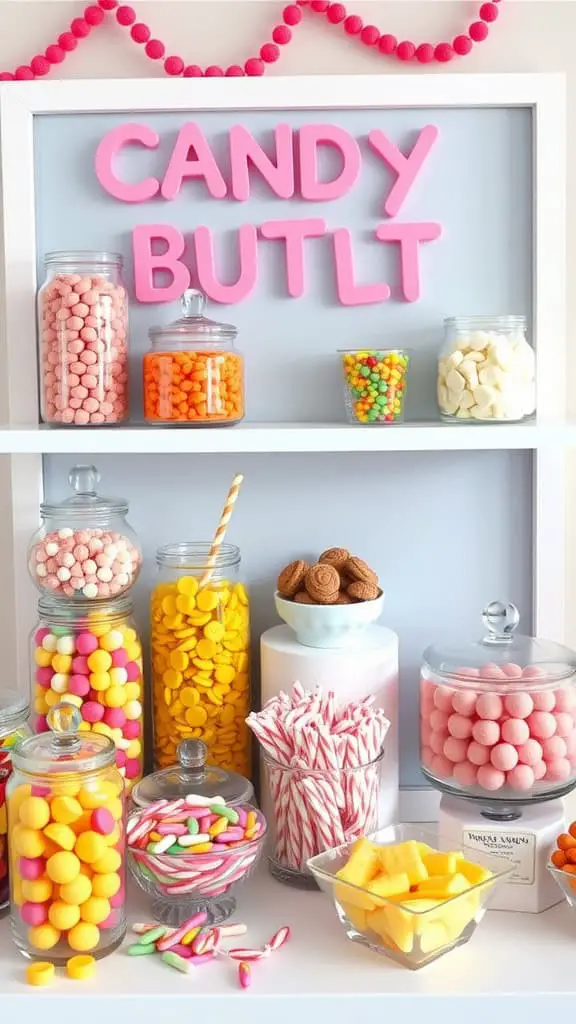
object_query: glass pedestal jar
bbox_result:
[8,704,126,963]
[151,543,251,777]
[0,692,31,916]
[31,596,144,791]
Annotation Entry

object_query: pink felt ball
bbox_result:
[103,708,126,729]
[81,700,105,724]
[421,722,433,746]
[554,688,576,712]
[430,731,448,755]
[429,710,449,733]
[490,743,519,772]
[533,760,547,780]
[125,661,140,682]
[433,686,454,711]
[115,749,127,769]
[443,737,469,763]
[447,714,473,740]
[18,857,45,881]
[504,692,534,719]
[467,741,491,766]
[125,758,141,780]
[76,632,98,655]
[553,712,574,738]
[544,758,571,782]
[430,754,453,779]
[477,765,505,791]
[517,738,543,766]
[111,648,128,669]
[527,711,557,740]
[532,690,556,712]
[541,735,567,761]
[34,627,50,645]
[501,663,523,679]
[475,693,503,720]
[455,667,481,679]
[421,745,434,769]
[471,720,500,747]
[506,764,535,791]
[35,667,53,687]
[522,665,545,679]
[71,656,89,674]
[91,807,115,836]
[67,674,90,697]
[501,718,530,746]
[451,690,478,716]
[21,902,48,926]
[34,715,49,733]
[478,663,506,681]
[122,720,140,740]
[453,762,478,787]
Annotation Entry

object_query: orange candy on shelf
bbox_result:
[143,351,244,424]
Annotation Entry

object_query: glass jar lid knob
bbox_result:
[481,601,520,645]
[181,289,206,318]
[177,739,208,783]
[47,703,82,755]
[69,464,100,497]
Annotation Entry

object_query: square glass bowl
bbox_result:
[308,824,512,970]
[548,864,576,907]
[339,349,409,425]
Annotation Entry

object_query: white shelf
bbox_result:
[0,421,567,455]
[1,869,575,1021]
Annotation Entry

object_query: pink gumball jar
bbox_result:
[27,464,142,601]
[420,601,576,812]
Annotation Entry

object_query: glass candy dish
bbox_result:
[308,824,512,970]
[547,863,576,907]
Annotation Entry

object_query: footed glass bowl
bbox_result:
[308,824,512,970]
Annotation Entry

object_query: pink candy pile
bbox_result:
[40,272,128,425]
[421,664,576,794]
[29,527,141,599]
[247,683,390,873]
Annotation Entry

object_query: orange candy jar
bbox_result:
[143,290,245,425]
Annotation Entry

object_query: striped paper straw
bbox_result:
[199,473,244,587]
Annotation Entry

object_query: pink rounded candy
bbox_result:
[421,669,576,796]
[30,527,141,600]
[39,271,129,425]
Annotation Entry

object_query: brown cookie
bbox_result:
[319,547,350,572]
[335,592,353,605]
[277,559,308,598]
[345,556,378,586]
[305,563,340,604]
[294,591,315,604]
[348,581,380,602]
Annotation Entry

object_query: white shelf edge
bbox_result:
[0,421,567,455]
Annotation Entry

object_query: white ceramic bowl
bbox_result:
[274,590,384,649]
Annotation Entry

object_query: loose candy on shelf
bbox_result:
[437,328,535,421]
[39,271,129,426]
[0,725,29,910]
[238,961,251,989]
[151,574,250,774]
[30,527,141,600]
[127,796,265,899]
[420,665,576,795]
[340,350,409,424]
[66,954,96,979]
[26,961,56,986]
[247,684,390,874]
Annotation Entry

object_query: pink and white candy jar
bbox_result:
[420,602,576,810]
[27,464,141,601]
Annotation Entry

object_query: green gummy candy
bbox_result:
[162,952,191,974]
[127,943,157,956]
[360,366,370,377]
[166,844,182,855]
[138,926,167,946]
[217,805,239,824]
[186,817,199,834]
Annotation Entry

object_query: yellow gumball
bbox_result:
[125,683,141,701]
[60,873,92,906]
[46,851,81,885]
[89,672,111,692]
[87,650,112,673]
[103,826,121,848]
[48,900,81,931]
[51,654,72,674]
[80,896,110,925]
[105,797,123,822]
[99,630,124,652]
[21,877,53,903]
[105,686,126,708]
[14,827,46,859]
[51,796,83,825]
[8,784,32,816]
[51,779,80,798]
[44,823,76,851]
[75,832,107,865]
[67,922,100,952]
[91,873,120,899]
[28,924,61,950]
[92,848,121,874]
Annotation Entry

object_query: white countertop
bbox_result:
[1,868,576,1023]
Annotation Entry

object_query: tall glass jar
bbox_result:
[143,290,245,425]
[27,464,142,600]
[8,704,126,962]
[38,251,129,425]
[0,691,31,915]
[437,315,535,422]
[31,596,144,791]
[151,543,251,776]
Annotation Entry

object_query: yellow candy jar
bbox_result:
[151,543,251,776]
[7,704,126,963]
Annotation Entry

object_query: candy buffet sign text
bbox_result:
[94,121,442,306]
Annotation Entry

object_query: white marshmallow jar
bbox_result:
[437,316,535,422]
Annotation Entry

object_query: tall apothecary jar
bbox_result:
[0,691,31,915]
[38,251,129,425]
[8,704,126,963]
[151,543,251,777]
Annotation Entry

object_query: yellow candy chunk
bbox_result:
[458,860,493,886]
[368,904,415,954]
[378,841,428,886]
[341,902,368,933]
[75,832,107,864]
[334,838,380,909]
[367,872,411,903]
[44,823,77,851]
[177,576,199,597]
[422,852,460,876]
[26,961,55,986]
[204,621,225,643]
[416,873,469,898]
[196,590,219,612]
[67,955,96,980]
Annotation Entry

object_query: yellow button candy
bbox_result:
[152,576,250,774]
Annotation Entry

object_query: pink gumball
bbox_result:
[109,887,125,909]
[541,735,567,761]
[467,741,490,766]
[71,656,89,674]
[115,749,127,769]
[82,701,104,724]
[18,857,45,881]
[34,715,49,733]
[501,718,530,746]
[123,720,140,740]
[504,692,534,719]
[522,666,545,679]
[76,632,98,655]
[478,663,506,681]
[68,674,90,697]
[91,807,115,836]
[477,765,506,791]
[472,720,500,747]
[430,754,453,779]
[111,648,128,669]
[443,737,469,763]
[421,746,434,769]
[453,762,478,787]
[35,667,53,688]
[501,663,523,679]
[421,722,433,746]
[20,902,48,926]
[430,731,448,756]
[554,712,574,738]
[532,690,556,712]
[447,714,473,740]
[34,627,50,645]
[527,711,557,740]
[433,686,454,712]
[475,693,503,721]
[103,708,126,729]
[125,758,141,780]
[490,743,519,772]
[429,710,449,733]
[451,690,478,716]
[516,738,543,766]
[554,688,576,713]
[125,662,140,682]
[506,764,535,791]
[533,760,547,780]
[544,758,571,782]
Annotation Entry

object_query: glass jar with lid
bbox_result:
[30,595,144,791]
[8,703,126,962]
[420,601,576,808]
[437,316,535,422]
[38,250,129,425]
[131,738,254,810]
[151,542,251,777]
[143,289,245,425]
[0,691,31,915]
[27,464,142,600]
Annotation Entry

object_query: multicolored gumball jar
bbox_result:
[27,464,142,601]
[38,250,129,426]
[420,601,576,812]
[0,691,31,915]
[30,595,144,791]
[8,703,126,963]
[151,543,251,777]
